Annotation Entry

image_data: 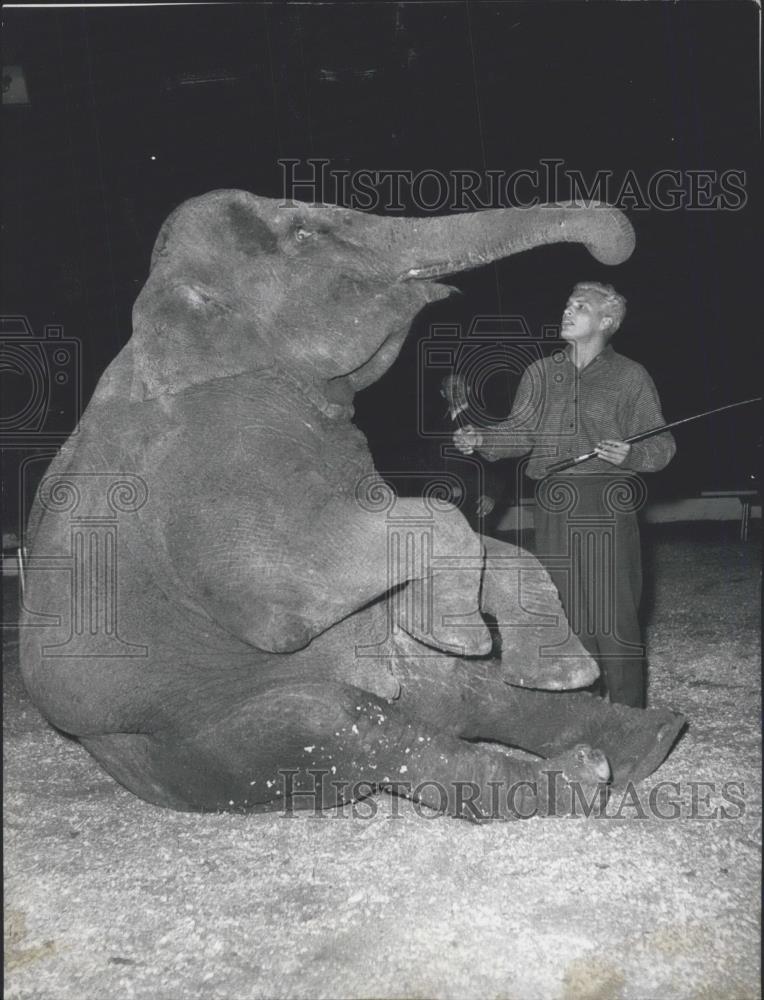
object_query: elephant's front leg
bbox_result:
[480,535,600,690]
[311,495,493,657]
[169,492,492,656]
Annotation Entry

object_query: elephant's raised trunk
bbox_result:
[384,202,635,278]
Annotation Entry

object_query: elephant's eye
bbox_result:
[295,227,316,242]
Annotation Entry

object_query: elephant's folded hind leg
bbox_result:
[392,656,685,788]
[79,733,202,811]
[479,687,687,787]
[81,680,609,821]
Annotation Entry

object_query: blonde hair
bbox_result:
[573,282,627,334]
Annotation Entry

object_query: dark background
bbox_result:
[2,2,761,533]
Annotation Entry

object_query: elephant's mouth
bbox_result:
[399,266,464,299]
[401,252,497,283]
[390,270,460,304]
[398,253,496,295]
[403,263,457,280]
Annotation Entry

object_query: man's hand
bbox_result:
[454,425,483,455]
[475,495,495,517]
[594,439,631,466]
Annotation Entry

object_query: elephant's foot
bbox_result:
[480,537,600,690]
[390,656,686,786]
[577,701,687,787]
[532,744,611,818]
[392,740,611,822]
[399,571,492,657]
[486,691,686,788]
[494,645,600,692]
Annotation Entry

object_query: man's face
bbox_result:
[560,291,611,342]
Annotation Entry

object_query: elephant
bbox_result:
[19,190,685,821]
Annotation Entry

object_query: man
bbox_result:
[454,282,675,707]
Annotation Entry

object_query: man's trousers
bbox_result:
[532,473,647,708]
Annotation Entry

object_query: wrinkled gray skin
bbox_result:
[20,192,684,820]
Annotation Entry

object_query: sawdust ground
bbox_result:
[3,522,761,1000]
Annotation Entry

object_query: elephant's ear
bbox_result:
[129,271,276,400]
[127,190,282,400]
